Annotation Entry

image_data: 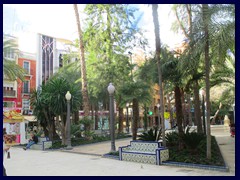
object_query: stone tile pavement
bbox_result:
[4,125,235,176]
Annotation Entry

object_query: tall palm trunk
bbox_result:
[181,88,187,129]
[118,107,124,133]
[174,86,184,135]
[202,4,211,159]
[167,93,173,128]
[193,80,203,133]
[73,4,90,117]
[187,94,192,125]
[132,98,139,140]
[175,86,184,150]
[152,4,166,147]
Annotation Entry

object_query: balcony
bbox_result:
[3,90,16,97]
[22,90,31,95]
[24,69,34,77]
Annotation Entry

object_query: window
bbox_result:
[22,99,30,110]
[23,81,29,93]
[4,48,14,59]
[22,99,30,115]
[23,61,30,74]
[3,101,15,108]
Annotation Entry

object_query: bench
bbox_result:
[30,137,52,151]
[119,140,169,165]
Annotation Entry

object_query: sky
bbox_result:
[3,4,184,54]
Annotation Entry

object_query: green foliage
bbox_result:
[3,36,26,81]
[108,151,119,156]
[168,135,225,166]
[165,132,179,147]
[71,124,82,138]
[138,127,162,141]
[80,117,94,131]
[182,132,205,153]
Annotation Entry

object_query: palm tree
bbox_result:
[152,4,166,147]
[202,4,211,159]
[73,4,90,117]
[119,81,152,140]
[3,37,26,81]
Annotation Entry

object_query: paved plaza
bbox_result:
[4,125,235,176]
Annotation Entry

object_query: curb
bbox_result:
[162,161,229,172]
[102,154,119,160]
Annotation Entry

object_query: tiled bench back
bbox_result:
[129,141,162,152]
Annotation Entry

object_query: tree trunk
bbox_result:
[202,4,211,159]
[193,80,203,133]
[95,105,99,130]
[73,4,90,117]
[174,86,184,135]
[181,89,187,129]
[212,102,222,125]
[187,94,193,126]
[143,104,148,131]
[118,107,124,134]
[175,86,184,150]
[152,4,166,147]
[72,111,79,124]
[132,98,139,140]
[167,93,173,128]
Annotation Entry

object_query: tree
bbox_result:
[119,81,151,140]
[172,4,203,133]
[152,4,166,147]
[83,4,147,133]
[202,4,211,159]
[3,37,26,81]
[73,4,90,117]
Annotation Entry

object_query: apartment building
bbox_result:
[3,34,19,112]
[17,52,36,115]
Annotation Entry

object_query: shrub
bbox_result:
[182,132,205,154]
[138,127,162,141]
[71,124,82,138]
[80,117,94,131]
[166,132,179,147]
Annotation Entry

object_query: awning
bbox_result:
[24,116,37,122]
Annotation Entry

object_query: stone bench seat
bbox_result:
[119,140,169,165]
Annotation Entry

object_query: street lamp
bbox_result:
[65,91,72,150]
[107,83,116,152]
[157,103,161,128]
[126,103,130,133]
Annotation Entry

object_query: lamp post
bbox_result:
[107,83,116,152]
[65,91,72,150]
[157,103,161,128]
[126,103,129,133]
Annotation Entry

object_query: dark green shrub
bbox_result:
[182,132,205,153]
[71,124,82,138]
[166,132,179,147]
[108,151,119,156]
[138,127,162,141]
[80,117,94,131]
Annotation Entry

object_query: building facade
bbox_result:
[17,52,36,115]
[3,34,19,112]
